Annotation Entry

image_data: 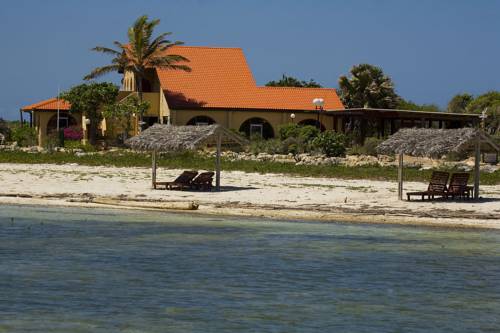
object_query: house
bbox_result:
[22,45,479,146]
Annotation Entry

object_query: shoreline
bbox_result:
[2,195,499,231]
[1,163,499,231]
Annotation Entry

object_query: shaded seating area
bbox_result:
[377,128,500,201]
[406,171,449,201]
[447,172,472,199]
[153,170,215,191]
[406,171,473,201]
[191,172,215,191]
[126,124,247,191]
[154,170,198,190]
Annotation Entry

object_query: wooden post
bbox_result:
[215,133,222,191]
[474,134,480,199]
[398,152,404,200]
[152,150,157,189]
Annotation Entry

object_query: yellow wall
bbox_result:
[171,109,334,135]
[33,111,82,146]
[142,93,161,117]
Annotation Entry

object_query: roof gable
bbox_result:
[157,46,344,111]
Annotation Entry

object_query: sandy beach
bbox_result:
[1,163,499,229]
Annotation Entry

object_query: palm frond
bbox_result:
[159,40,184,51]
[91,46,122,56]
[84,65,122,80]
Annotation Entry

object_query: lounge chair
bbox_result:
[407,171,450,201]
[446,173,472,199]
[191,172,215,191]
[154,170,198,190]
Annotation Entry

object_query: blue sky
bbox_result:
[0,0,499,119]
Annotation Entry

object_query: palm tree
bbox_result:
[84,15,191,127]
[338,64,399,109]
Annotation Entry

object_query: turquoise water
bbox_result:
[0,205,499,332]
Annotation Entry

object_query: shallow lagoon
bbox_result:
[0,205,499,332]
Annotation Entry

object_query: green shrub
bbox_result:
[298,125,320,143]
[312,131,347,157]
[44,132,60,151]
[0,118,10,139]
[278,123,300,140]
[348,137,384,156]
[10,124,37,147]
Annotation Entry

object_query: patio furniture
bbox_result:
[406,171,450,201]
[191,172,215,191]
[154,170,198,190]
[447,173,472,199]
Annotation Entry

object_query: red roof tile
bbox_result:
[157,46,344,111]
[22,98,71,111]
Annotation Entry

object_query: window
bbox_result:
[250,124,263,138]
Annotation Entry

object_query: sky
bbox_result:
[0,0,499,120]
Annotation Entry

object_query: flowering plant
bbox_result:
[63,126,83,140]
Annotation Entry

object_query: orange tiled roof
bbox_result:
[22,98,71,111]
[157,46,344,111]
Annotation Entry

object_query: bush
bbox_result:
[64,140,96,152]
[312,131,347,157]
[250,138,283,155]
[10,124,37,147]
[298,125,320,143]
[63,126,83,140]
[0,118,10,139]
[349,137,383,156]
[278,123,300,140]
[279,124,320,143]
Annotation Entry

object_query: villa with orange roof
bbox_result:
[22,45,478,146]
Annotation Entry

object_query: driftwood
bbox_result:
[91,198,199,210]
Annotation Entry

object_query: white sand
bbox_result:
[1,163,499,229]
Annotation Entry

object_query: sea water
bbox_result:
[0,205,499,333]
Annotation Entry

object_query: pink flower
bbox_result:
[63,126,83,140]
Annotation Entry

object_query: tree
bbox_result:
[338,64,400,109]
[60,82,119,145]
[398,98,441,112]
[266,74,322,88]
[0,118,9,136]
[84,15,191,127]
[466,91,500,134]
[447,93,473,113]
[103,95,150,142]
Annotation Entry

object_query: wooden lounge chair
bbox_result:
[154,170,198,190]
[407,171,450,201]
[447,173,472,199]
[191,172,215,191]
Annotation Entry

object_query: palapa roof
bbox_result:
[126,124,247,152]
[377,128,500,158]
[157,46,344,111]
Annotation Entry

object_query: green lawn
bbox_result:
[1,150,499,185]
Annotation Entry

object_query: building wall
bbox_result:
[171,109,334,137]
[33,111,82,146]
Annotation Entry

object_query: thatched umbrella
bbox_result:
[126,124,248,191]
[377,128,499,200]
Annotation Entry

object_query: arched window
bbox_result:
[239,117,274,139]
[46,113,77,134]
[186,115,216,126]
[298,119,326,131]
